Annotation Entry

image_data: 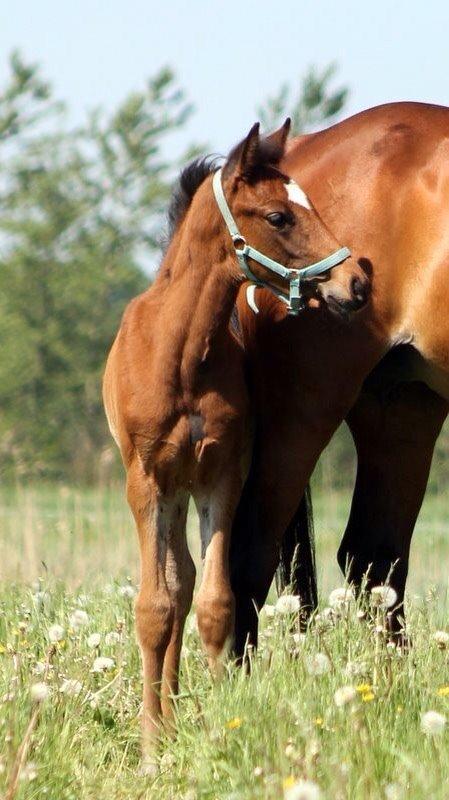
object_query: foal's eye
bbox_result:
[266,211,289,228]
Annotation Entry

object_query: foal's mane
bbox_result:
[166,156,220,244]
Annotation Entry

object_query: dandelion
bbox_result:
[32,661,46,676]
[345,660,369,678]
[105,631,120,646]
[421,710,446,735]
[292,632,306,646]
[306,653,330,676]
[254,766,264,777]
[261,604,276,618]
[119,585,136,599]
[275,595,301,615]
[361,691,375,703]
[433,630,449,649]
[284,777,321,800]
[60,679,83,696]
[437,686,449,697]
[30,682,50,702]
[19,762,37,782]
[91,656,115,673]
[328,587,354,609]
[69,609,89,630]
[225,717,242,729]
[334,685,357,707]
[48,624,65,642]
[385,783,403,800]
[370,585,397,609]
[87,633,101,648]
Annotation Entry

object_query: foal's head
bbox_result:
[170,121,369,316]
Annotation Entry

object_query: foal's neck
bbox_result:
[158,228,241,393]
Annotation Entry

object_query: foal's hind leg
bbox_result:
[194,476,240,674]
[342,380,448,634]
[161,493,196,726]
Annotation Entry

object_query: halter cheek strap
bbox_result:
[212,168,351,315]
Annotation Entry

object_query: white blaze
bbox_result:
[285,179,312,210]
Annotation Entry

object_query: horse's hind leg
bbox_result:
[161,492,196,726]
[126,460,177,770]
[342,379,448,634]
[194,475,240,674]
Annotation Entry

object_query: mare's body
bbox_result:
[231,102,449,655]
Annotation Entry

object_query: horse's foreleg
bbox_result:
[161,493,196,725]
[343,380,448,633]
[194,476,240,674]
[126,461,175,770]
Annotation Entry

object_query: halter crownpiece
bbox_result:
[212,168,351,315]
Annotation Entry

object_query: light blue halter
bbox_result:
[212,168,351,315]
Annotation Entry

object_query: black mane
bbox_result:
[166,155,220,243]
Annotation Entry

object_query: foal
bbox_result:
[103,119,367,766]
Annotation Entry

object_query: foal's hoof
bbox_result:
[139,758,159,778]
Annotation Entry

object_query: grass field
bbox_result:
[1,480,449,799]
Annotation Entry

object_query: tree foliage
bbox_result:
[257,63,348,135]
[0,53,193,480]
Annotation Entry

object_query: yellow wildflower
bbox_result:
[437,686,449,697]
[0,644,6,654]
[314,717,323,726]
[226,717,242,730]
[283,775,296,790]
[356,683,372,694]
[361,692,375,702]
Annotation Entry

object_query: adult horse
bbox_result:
[230,102,449,658]
[102,121,367,766]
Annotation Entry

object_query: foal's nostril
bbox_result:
[351,276,368,307]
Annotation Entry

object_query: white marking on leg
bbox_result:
[285,179,312,210]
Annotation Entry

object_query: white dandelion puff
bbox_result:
[87,633,101,648]
[306,652,330,676]
[385,783,403,800]
[92,656,115,673]
[421,710,446,735]
[344,660,369,678]
[69,609,89,630]
[334,685,357,707]
[30,682,50,702]
[433,630,449,649]
[119,585,136,599]
[48,624,65,642]
[105,631,120,646]
[60,679,83,696]
[328,587,354,609]
[284,778,321,800]
[275,595,301,615]
[370,585,398,609]
[261,604,276,619]
[32,661,46,676]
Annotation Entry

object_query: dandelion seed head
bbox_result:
[261,604,276,619]
[275,595,301,615]
[421,710,446,735]
[105,631,120,646]
[60,679,83,696]
[306,652,330,676]
[370,585,397,609]
[87,633,101,648]
[433,630,449,649]
[119,585,136,599]
[91,656,115,673]
[334,685,357,707]
[69,610,89,630]
[284,777,321,800]
[328,587,354,609]
[30,682,50,702]
[48,624,65,642]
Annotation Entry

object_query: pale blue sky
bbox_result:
[1,0,448,157]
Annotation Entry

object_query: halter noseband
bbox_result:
[212,168,351,315]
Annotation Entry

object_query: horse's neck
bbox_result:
[154,241,239,396]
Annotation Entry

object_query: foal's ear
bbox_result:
[264,117,291,157]
[223,122,261,180]
[223,117,291,181]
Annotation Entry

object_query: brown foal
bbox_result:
[103,120,367,766]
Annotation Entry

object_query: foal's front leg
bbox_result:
[194,476,240,674]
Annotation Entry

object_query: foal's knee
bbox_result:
[196,590,235,658]
[135,593,174,652]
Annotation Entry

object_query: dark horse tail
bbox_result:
[275,485,318,617]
